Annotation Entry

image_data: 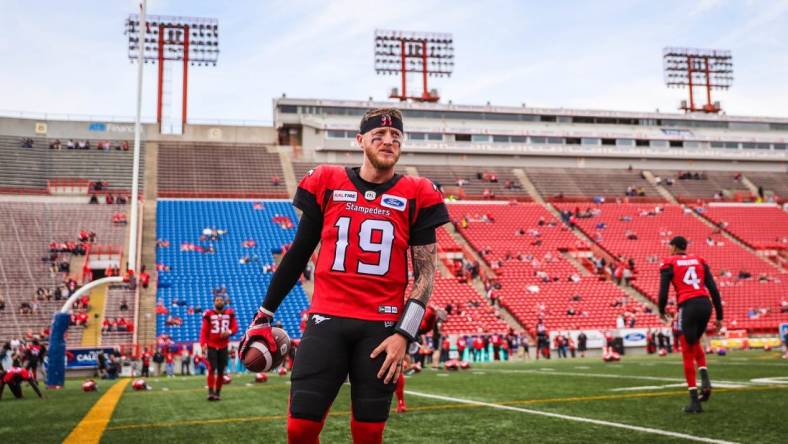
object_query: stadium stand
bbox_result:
[101,287,136,346]
[155,200,309,342]
[746,172,788,199]
[657,171,751,200]
[526,167,662,201]
[428,278,511,334]
[0,135,140,193]
[0,202,128,345]
[157,143,287,198]
[558,203,788,331]
[700,204,788,250]
[409,165,524,200]
[447,202,660,332]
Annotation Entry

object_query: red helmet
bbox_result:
[255,372,268,383]
[132,379,147,391]
[459,361,471,370]
[82,379,97,392]
[278,367,288,376]
[222,374,232,385]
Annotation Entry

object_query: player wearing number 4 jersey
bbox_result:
[238,108,449,443]
[658,236,723,414]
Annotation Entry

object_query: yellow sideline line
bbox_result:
[64,379,130,444]
[104,384,784,432]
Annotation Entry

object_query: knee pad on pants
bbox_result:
[351,396,393,422]
[289,390,332,421]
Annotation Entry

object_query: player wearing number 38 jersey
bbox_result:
[658,236,723,414]
[238,108,449,443]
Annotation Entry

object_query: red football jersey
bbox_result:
[200,308,238,349]
[660,254,709,304]
[294,166,449,321]
[3,367,32,383]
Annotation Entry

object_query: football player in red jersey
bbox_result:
[658,236,723,413]
[200,296,238,401]
[0,360,43,400]
[395,305,445,413]
[239,108,449,443]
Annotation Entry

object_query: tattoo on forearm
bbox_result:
[410,243,437,305]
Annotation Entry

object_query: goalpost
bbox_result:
[46,0,148,388]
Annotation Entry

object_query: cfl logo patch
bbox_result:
[378,305,399,314]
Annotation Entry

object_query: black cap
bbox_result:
[669,236,688,250]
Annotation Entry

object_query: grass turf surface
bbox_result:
[1,350,787,443]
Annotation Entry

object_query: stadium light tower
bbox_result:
[126,14,219,130]
[663,47,733,113]
[374,29,454,103]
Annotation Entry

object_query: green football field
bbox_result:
[1,350,787,443]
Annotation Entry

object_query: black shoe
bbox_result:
[214,391,221,401]
[699,369,712,402]
[207,389,216,401]
[684,389,703,413]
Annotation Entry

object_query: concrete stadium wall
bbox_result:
[0,116,276,145]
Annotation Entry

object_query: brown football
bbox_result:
[243,327,291,372]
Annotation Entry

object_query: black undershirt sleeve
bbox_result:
[409,227,437,246]
[703,263,724,321]
[261,213,322,314]
[658,266,673,316]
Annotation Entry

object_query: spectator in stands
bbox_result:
[21,137,33,148]
[271,175,282,186]
[139,265,150,289]
[625,230,638,240]
[738,270,752,280]
[65,139,75,149]
[117,317,128,332]
[89,194,99,204]
[75,311,88,327]
[49,139,62,150]
[101,318,111,334]
[0,295,5,311]
[121,141,129,151]
[77,140,88,149]
[18,302,33,315]
[112,212,127,225]
[781,300,788,314]
[105,193,114,205]
[120,299,129,312]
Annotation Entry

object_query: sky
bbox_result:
[1,0,787,124]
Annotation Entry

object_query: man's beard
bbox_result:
[214,304,224,311]
[364,146,399,170]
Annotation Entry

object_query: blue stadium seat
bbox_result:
[156,200,308,343]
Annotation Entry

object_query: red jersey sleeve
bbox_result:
[199,310,211,347]
[293,166,328,220]
[659,256,673,271]
[227,308,238,335]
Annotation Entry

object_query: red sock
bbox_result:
[395,374,405,403]
[207,370,215,391]
[350,418,385,444]
[679,336,697,389]
[287,417,324,444]
[693,342,707,368]
[215,372,224,394]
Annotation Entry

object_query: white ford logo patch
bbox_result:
[380,194,406,211]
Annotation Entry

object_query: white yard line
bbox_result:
[481,368,750,386]
[406,390,739,444]
[610,381,747,391]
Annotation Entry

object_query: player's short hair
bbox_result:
[359,108,403,134]
[669,236,688,250]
